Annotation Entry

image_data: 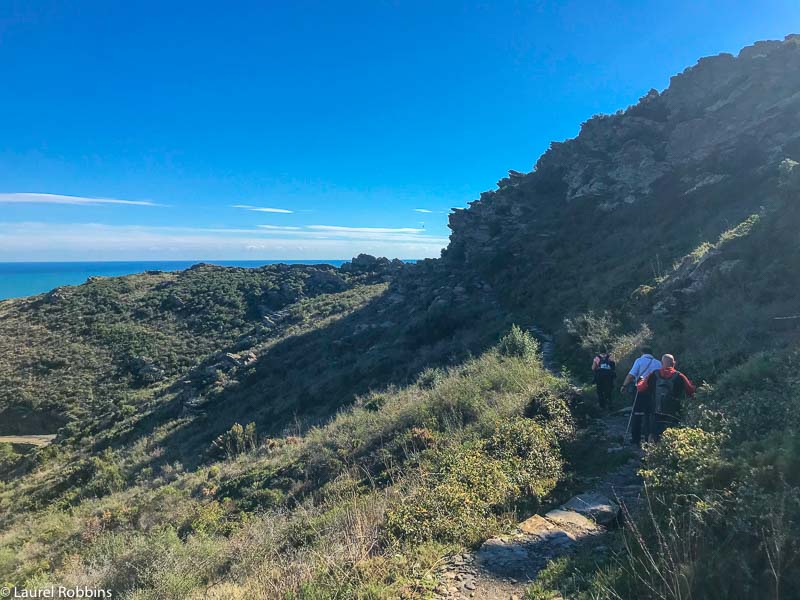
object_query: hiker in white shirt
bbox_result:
[620,347,662,447]
[621,350,662,391]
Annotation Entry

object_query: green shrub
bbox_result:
[84,448,125,498]
[0,443,20,473]
[385,418,562,544]
[498,325,539,360]
[210,422,257,458]
[639,427,725,507]
[384,444,512,544]
[525,391,575,441]
[564,311,619,353]
[183,500,237,536]
[486,418,563,498]
[689,352,800,444]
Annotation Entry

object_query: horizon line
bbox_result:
[0,257,422,264]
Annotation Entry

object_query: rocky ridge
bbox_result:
[443,36,800,330]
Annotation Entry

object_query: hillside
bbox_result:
[2,36,800,599]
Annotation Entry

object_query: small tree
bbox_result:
[498,325,539,360]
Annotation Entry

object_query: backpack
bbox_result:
[653,372,682,417]
[595,355,615,383]
[598,355,614,370]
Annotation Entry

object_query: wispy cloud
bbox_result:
[0,193,162,207]
[257,225,302,231]
[307,225,424,234]
[232,204,294,214]
[413,208,449,214]
[0,222,448,261]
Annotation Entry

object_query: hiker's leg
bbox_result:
[597,383,610,409]
[642,411,656,442]
[653,417,676,442]
[603,387,611,409]
[631,412,643,446]
[640,394,654,442]
[651,418,665,442]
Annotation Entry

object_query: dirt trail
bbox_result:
[432,329,643,600]
[0,434,56,447]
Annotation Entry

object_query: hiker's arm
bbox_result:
[620,372,635,392]
[681,373,696,397]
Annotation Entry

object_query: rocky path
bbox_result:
[432,328,643,600]
[434,414,642,599]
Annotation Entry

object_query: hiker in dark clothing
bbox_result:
[621,347,661,447]
[591,351,616,410]
[636,354,696,441]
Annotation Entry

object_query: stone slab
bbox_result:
[561,493,620,526]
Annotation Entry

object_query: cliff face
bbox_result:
[444,36,800,328]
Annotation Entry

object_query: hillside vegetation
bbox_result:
[2,36,800,599]
[1,328,576,598]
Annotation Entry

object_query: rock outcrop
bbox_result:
[444,36,800,326]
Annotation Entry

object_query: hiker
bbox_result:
[620,346,661,447]
[591,350,616,411]
[637,354,695,441]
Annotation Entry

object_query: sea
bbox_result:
[0,260,348,301]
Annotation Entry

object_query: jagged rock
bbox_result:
[683,173,728,195]
[518,514,555,535]
[129,356,165,384]
[779,157,800,189]
[561,493,620,526]
[223,352,243,365]
[341,253,391,272]
[44,288,68,303]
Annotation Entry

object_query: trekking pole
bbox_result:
[624,388,639,440]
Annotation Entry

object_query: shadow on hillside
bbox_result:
[125,278,505,470]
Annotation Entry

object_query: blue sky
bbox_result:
[1,1,798,261]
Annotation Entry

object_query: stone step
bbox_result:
[560,493,620,526]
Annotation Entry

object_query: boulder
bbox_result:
[129,356,165,384]
[561,493,620,526]
[223,352,242,365]
[518,514,556,535]
[544,509,598,531]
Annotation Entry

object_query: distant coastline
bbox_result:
[0,260,349,301]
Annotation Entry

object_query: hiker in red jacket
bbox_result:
[636,354,696,441]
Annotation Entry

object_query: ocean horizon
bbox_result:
[0,260,350,301]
